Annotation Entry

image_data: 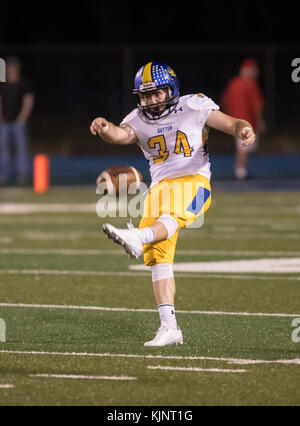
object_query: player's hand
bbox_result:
[240,126,256,147]
[90,117,109,136]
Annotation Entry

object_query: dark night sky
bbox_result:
[0,2,299,44]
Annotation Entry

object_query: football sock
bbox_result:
[138,227,155,244]
[158,304,177,329]
[138,216,178,245]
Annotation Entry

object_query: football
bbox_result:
[96,165,143,195]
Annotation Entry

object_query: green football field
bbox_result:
[0,185,300,406]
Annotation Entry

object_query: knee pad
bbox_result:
[156,214,179,240]
[150,263,174,281]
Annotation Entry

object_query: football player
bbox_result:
[90,62,255,346]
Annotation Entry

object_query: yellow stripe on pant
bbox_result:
[139,174,211,266]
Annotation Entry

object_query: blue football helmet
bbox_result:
[132,62,180,120]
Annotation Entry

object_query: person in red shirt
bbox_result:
[220,58,265,179]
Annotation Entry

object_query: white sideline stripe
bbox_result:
[0,203,127,214]
[0,238,12,243]
[0,268,300,281]
[179,250,300,256]
[0,269,150,277]
[31,374,136,381]
[1,302,299,318]
[0,248,123,255]
[0,203,296,214]
[131,258,300,274]
[227,359,300,365]
[181,234,300,240]
[0,302,155,313]
[148,366,247,373]
[1,350,300,366]
[23,233,300,241]
[2,248,300,257]
[0,384,14,388]
[21,231,100,241]
[0,203,96,213]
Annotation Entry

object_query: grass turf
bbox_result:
[0,186,300,405]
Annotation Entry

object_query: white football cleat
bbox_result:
[103,222,143,259]
[144,323,183,346]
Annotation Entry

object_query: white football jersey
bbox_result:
[121,94,219,186]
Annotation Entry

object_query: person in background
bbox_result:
[220,58,265,180]
[0,56,35,185]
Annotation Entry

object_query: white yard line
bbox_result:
[148,366,247,373]
[31,374,136,381]
[0,238,12,243]
[0,302,299,318]
[0,202,127,214]
[0,384,14,388]
[0,203,297,215]
[227,359,300,365]
[0,248,123,255]
[173,274,300,281]
[176,250,300,256]
[1,248,300,257]
[182,234,300,240]
[0,269,151,277]
[1,350,300,366]
[21,231,100,241]
[0,203,96,213]
[178,250,300,256]
[0,269,300,281]
[0,302,155,313]
[131,258,300,274]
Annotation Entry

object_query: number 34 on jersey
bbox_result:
[148,130,208,164]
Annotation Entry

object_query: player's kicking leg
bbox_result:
[102,222,145,259]
[103,214,174,259]
[103,214,183,346]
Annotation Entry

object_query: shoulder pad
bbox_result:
[120,108,139,125]
[186,94,219,111]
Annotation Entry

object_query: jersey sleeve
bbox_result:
[120,108,145,146]
[186,93,220,126]
[120,108,140,133]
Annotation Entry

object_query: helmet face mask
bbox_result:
[138,87,174,120]
[132,62,180,120]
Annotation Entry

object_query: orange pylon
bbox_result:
[34,155,50,193]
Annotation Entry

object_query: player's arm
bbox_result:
[205,110,255,147]
[90,117,138,145]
